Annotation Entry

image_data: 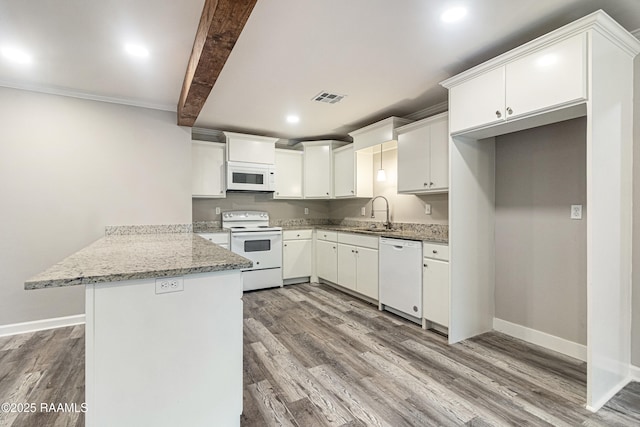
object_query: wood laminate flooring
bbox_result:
[0,282,638,426]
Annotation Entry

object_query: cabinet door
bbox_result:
[274,150,303,199]
[428,116,449,190]
[505,34,586,120]
[356,247,378,300]
[449,67,505,134]
[423,258,449,327]
[283,239,312,279]
[333,146,355,198]
[397,123,430,193]
[304,145,332,198]
[192,142,225,198]
[337,244,357,291]
[316,240,338,283]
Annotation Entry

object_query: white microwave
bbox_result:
[226,161,275,192]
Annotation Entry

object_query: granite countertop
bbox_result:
[25,233,252,290]
[281,225,448,244]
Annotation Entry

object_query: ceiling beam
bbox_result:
[177,0,257,126]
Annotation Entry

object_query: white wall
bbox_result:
[494,118,587,345]
[633,55,640,367]
[0,87,192,327]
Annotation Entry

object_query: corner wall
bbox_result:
[632,55,640,367]
[0,87,192,327]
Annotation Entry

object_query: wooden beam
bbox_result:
[177,0,257,126]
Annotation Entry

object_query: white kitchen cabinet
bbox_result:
[197,231,229,249]
[191,141,226,198]
[282,230,312,282]
[449,33,587,135]
[301,140,348,199]
[397,112,449,193]
[274,149,303,199]
[333,145,373,198]
[336,233,379,300]
[224,132,277,165]
[316,231,338,283]
[349,116,413,151]
[422,242,449,328]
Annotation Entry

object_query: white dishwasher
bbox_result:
[379,237,423,322]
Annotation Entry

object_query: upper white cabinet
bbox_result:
[300,140,347,199]
[274,149,303,199]
[224,132,278,165]
[333,145,373,198]
[349,116,413,151]
[397,112,449,194]
[191,141,226,198]
[449,33,587,135]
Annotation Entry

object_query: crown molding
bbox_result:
[0,80,176,112]
[632,29,640,40]
[404,101,449,121]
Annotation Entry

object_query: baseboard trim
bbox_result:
[493,318,587,361]
[0,314,85,337]
[630,364,640,382]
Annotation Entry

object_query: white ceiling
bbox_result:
[1,0,639,140]
[0,0,204,111]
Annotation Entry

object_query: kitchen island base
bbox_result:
[85,270,242,427]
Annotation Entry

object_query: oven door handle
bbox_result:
[231,232,282,238]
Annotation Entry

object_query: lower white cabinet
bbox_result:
[282,230,312,281]
[422,242,449,327]
[316,230,338,283]
[197,232,229,249]
[336,233,379,300]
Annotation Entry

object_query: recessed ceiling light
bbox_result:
[1,47,32,64]
[124,43,149,58]
[441,6,468,23]
[286,115,300,124]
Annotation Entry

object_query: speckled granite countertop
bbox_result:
[282,225,448,244]
[25,233,252,290]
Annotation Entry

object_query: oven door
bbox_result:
[226,161,275,192]
[230,231,282,270]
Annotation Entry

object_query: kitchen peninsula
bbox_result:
[24,227,251,427]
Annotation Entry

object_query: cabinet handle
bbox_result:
[326,192,329,195]
[429,182,434,187]
[351,190,354,193]
[424,182,429,186]
[351,249,355,253]
[296,234,300,237]
[284,244,288,247]
[423,264,428,268]
[333,246,336,249]
[276,192,279,195]
[433,250,438,254]
[495,110,502,118]
[507,107,513,115]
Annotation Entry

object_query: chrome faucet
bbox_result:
[370,196,391,229]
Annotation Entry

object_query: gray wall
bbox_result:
[193,193,330,221]
[0,87,192,326]
[494,117,587,345]
[633,55,640,366]
[329,149,449,224]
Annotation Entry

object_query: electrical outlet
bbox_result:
[361,207,366,216]
[215,207,221,215]
[155,277,184,294]
[304,207,309,215]
[425,203,432,215]
[570,204,582,220]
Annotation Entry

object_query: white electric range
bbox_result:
[223,211,283,291]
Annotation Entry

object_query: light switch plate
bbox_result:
[304,207,309,215]
[361,207,366,216]
[425,203,432,215]
[215,207,221,215]
[570,204,582,220]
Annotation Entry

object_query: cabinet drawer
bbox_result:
[423,242,449,261]
[338,232,379,250]
[317,230,338,242]
[283,229,313,240]
[198,232,229,245]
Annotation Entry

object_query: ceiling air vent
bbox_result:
[312,90,346,104]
